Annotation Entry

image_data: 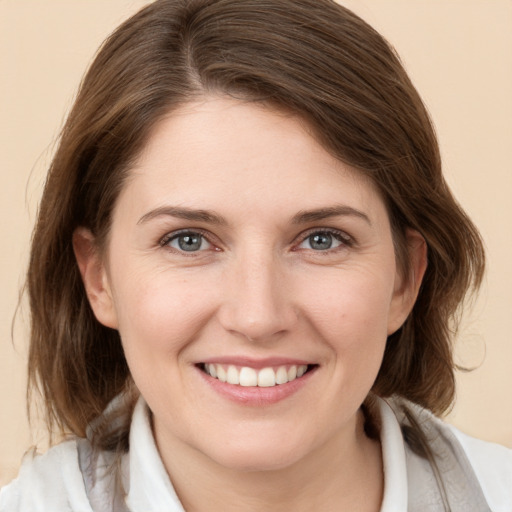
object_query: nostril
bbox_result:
[216,278,298,342]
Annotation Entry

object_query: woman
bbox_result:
[1,0,511,510]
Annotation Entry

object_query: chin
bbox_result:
[197,428,316,473]
[210,448,304,473]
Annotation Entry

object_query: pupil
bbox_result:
[310,233,332,250]
[178,234,201,251]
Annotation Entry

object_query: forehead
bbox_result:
[118,95,387,223]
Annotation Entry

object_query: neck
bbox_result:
[156,409,383,512]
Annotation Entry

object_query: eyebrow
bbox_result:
[291,206,372,225]
[137,204,371,227]
[137,206,228,226]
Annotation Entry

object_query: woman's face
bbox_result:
[78,96,422,472]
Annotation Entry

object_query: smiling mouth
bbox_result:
[199,363,316,388]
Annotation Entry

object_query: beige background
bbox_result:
[1,0,511,486]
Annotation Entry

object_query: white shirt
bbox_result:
[1,397,511,511]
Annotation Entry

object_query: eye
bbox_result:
[163,231,212,252]
[296,230,350,251]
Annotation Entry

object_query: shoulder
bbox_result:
[0,439,93,512]
[448,424,512,511]
[396,398,512,511]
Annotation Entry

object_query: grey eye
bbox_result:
[309,233,333,250]
[168,232,211,252]
[298,231,344,251]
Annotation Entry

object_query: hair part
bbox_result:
[27,0,484,450]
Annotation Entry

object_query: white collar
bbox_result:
[125,397,408,512]
[377,398,408,512]
[126,398,185,511]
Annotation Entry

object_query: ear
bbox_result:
[387,229,427,335]
[73,227,118,329]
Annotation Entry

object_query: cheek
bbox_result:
[109,268,221,405]
[305,266,395,336]
[110,266,218,357]
[300,266,394,381]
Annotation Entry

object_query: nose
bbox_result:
[217,249,298,343]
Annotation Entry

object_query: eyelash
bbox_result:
[158,227,354,254]
[293,228,354,253]
[159,229,218,254]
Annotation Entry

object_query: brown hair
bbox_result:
[27,0,484,450]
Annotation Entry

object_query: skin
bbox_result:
[74,96,426,511]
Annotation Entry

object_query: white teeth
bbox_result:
[216,365,227,382]
[297,365,307,378]
[276,366,288,385]
[239,367,258,386]
[227,365,240,385]
[257,367,276,387]
[287,365,297,381]
[204,363,311,387]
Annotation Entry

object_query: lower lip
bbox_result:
[197,366,317,406]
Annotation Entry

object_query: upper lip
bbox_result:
[199,356,315,369]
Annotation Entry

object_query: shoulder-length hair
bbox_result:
[27,0,484,449]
